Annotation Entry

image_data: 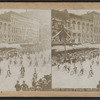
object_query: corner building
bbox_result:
[0,11,40,44]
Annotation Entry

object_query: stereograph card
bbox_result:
[0,2,100,97]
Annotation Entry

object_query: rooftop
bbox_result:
[52,9,69,20]
[0,11,31,21]
[90,11,100,15]
[69,13,82,18]
[81,11,100,20]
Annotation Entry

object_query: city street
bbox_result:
[52,48,100,89]
[0,49,51,91]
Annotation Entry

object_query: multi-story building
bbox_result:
[0,11,40,44]
[21,10,51,49]
[0,19,11,43]
[82,11,100,43]
[69,13,93,44]
[39,23,51,49]
[52,9,70,45]
[52,10,100,45]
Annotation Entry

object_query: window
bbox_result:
[14,27,15,33]
[87,24,89,32]
[82,23,85,30]
[68,22,70,27]
[8,24,10,31]
[73,33,76,37]
[4,34,6,38]
[72,21,76,30]
[97,28,98,33]
[12,27,13,32]
[96,28,98,33]
[77,22,80,30]
[91,24,93,31]
[0,22,2,29]
[54,22,58,29]
[4,23,6,31]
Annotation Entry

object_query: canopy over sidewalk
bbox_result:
[52,43,100,52]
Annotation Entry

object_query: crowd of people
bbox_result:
[15,74,51,91]
[52,48,100,78]
[0,45,51,91]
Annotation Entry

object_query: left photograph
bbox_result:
[0,9,51,91]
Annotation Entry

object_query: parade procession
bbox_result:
[1,8,100,92]
[52,9,100,89]
[0,45,51,91]
[0,9,51,91]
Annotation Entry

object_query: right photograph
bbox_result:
[52,9,100,90]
